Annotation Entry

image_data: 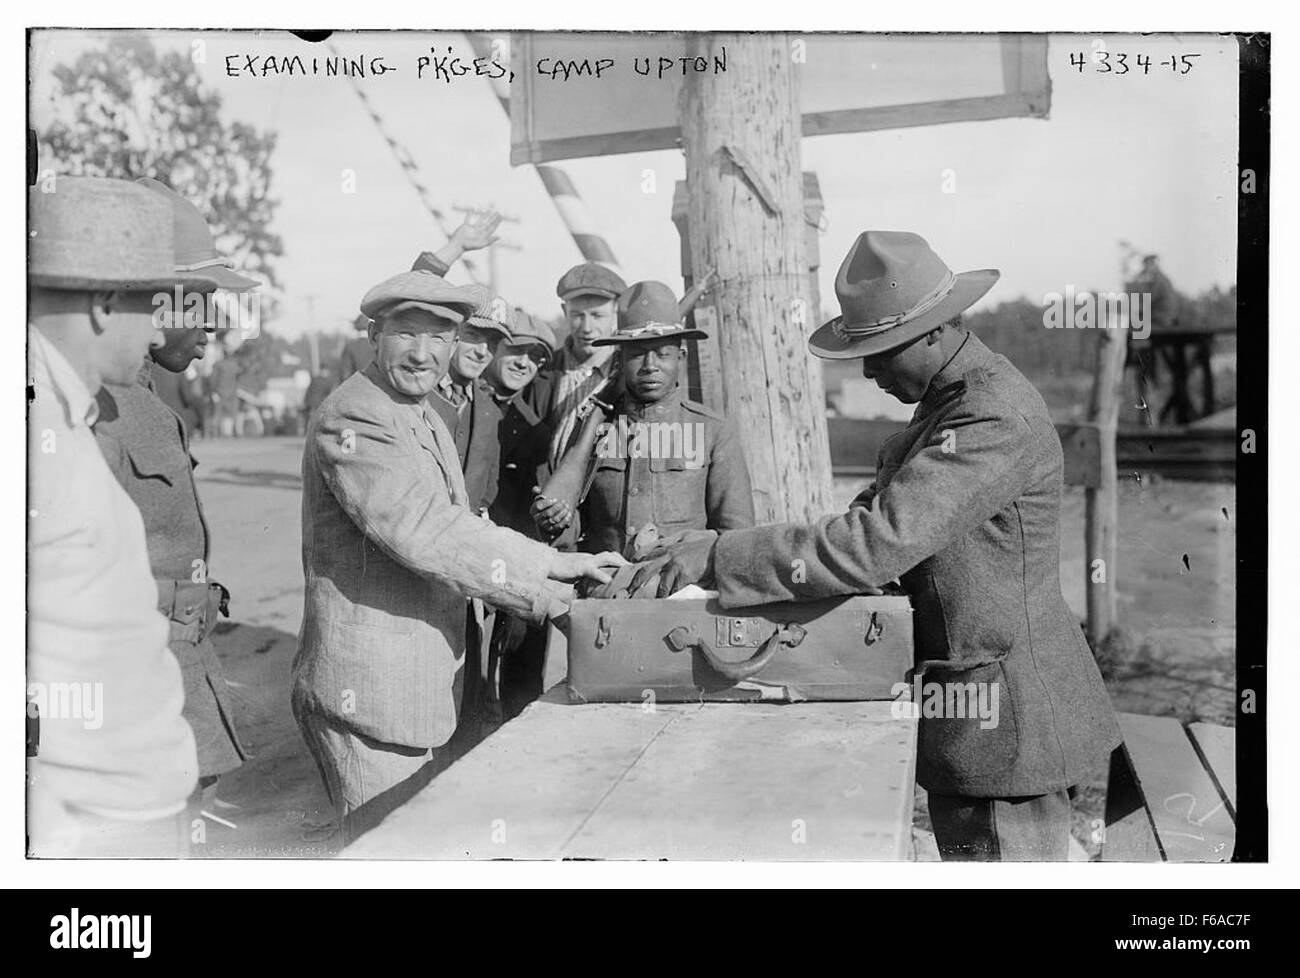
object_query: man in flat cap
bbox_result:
[484,310,559,537]
[523,262,627,470]
[641,232,1122,860]
[28,176,211,856]
[92,178,260,817]
[533,281,754,571]
[479,310,559,716]
[335,210,505,389]
[292,270,623,842]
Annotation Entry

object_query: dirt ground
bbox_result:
[192,436,1235,858]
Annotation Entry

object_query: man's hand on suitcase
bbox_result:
[629,537,717,598]
[549,550,628,585]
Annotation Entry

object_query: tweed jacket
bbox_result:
[292,363,571,749]
[713,333,1122,797]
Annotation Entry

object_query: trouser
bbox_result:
[27,784,190,859]
[159,579,246,780]
[927,789,1073,861]
[496,616,548,720]
[293,704,454,847]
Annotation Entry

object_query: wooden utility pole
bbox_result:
[680,34,833,524]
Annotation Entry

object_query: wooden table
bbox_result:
[343,693,918,861]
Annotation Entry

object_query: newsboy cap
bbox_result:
[461,284,515,339]
[359,270,479,324]
[555,262,626,302]
[593,280,707,347]
[29,177,221,292]
[504,309,558,355]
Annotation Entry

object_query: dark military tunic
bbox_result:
[93,364,246,780]
[578,387,755,556]
[713,333,1122,799]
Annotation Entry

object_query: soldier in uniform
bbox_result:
[92,178,260,806]
[639,232,1123,860]
[532,281,755,570]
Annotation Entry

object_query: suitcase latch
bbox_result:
[715,617,767,648]
[864,612,885,645]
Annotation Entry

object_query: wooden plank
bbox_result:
[341,701,678,860]
[563,702,915,860]
[1117,713,1234,862]
[343,699,917,861]
[1101,744,1162,862]
[1188,722,1236,817]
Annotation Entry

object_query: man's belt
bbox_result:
[156,578,230,644]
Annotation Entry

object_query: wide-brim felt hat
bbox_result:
[460,283,515,339]
[29,177,222,292]
[136,177,261,291]
[809,230,999,360]
[593,280,707,347]
[360,270,479,324]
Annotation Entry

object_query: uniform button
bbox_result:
[629,487,639,496]
[184,605,196,615]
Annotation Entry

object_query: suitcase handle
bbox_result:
[666,622,807,682]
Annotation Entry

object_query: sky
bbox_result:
[28,30,1239,340]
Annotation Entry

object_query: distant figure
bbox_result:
[302,370,335,425]
[1129,254,1178,335]
[337,313,373,384]
[209,348,240,436]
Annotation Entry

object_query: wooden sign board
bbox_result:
[510,33,1050,165]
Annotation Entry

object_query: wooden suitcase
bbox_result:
[556,593,913,703]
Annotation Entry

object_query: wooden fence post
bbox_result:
[1085,321,1127,644]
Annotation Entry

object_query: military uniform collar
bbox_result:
[915,332,994,418]
[621,385,683,420]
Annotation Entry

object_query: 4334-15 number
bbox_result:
[1069,51,1202,75]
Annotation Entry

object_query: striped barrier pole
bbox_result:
[330,41,483,284]
[466,33,623,274]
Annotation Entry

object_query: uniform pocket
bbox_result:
[917,659,1019,785]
